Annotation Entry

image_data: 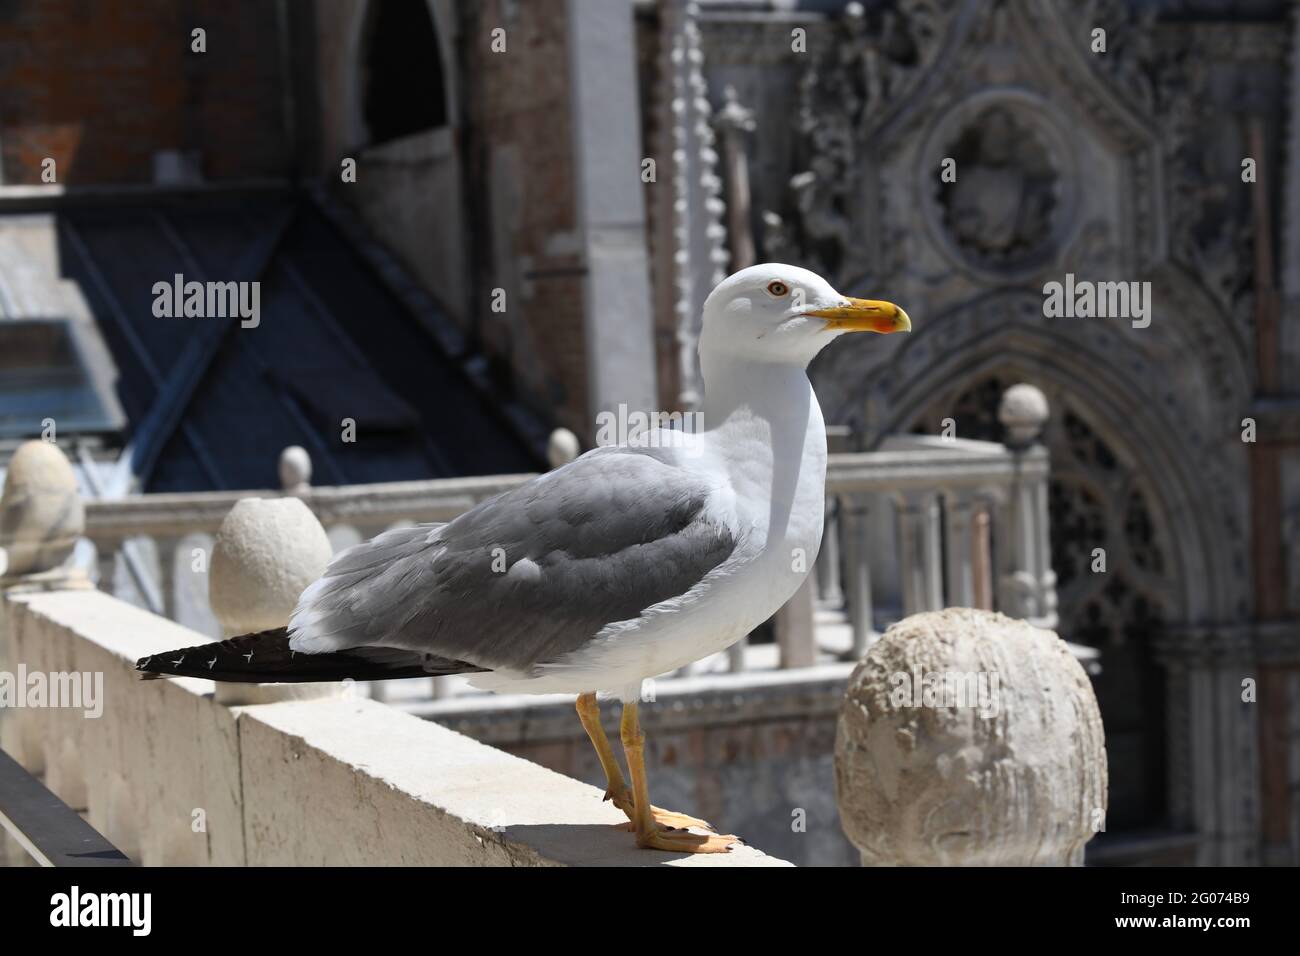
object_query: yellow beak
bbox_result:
[806,298,911,334]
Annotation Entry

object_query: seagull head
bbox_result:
[700,263,910,368]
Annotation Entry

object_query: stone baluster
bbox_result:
[996,384,1058,628]
[971,496,994,611]
[279,445,312,494]
[897,491,943,615]
[773,518,818,667]
[1032,469,1058,626]
[815,495,845,608]
[154,534,180,621]
[774,576,816,669]
[834,608,1108,865]
[94,537,120,594]
[840,493,875,658]
[174,532,218,637]
[943,493,975,607]
[208,497,340,706]
[726,633,747,673]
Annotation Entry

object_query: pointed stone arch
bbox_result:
[344,0,458,151]
[882,311,1240,624]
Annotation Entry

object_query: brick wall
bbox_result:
[0,0,291,185]
[461,0,590,439]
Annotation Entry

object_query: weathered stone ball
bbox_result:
[546,428,580,470]
[834,608,1107,866]
[0,440,84,576]
[997,383,1049,446]
[208,497,331,637]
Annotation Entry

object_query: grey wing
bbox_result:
[287,447,737,671]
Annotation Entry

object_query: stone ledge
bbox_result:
[240,697,785,866]
[0,589,789,867]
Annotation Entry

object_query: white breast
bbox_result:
[471,377,828,699]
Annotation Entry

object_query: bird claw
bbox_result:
[605,788,714,832]
[636,824,741,854]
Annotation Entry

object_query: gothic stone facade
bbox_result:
[674,0,1297,864]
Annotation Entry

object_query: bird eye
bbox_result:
[766,280,790,297]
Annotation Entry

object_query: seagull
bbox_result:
[137,264,910,853]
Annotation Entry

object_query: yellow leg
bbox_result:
[619,699,739,853]
[575,693,716,832]
[576,692,631,804]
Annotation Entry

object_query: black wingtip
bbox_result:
[130,629,487,684]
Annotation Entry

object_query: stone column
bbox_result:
[154,534,180,621]
[1157,627,1262,865]
[943,494,975,607]
[971,497,994,610]
[726,633,747,673]
[774,577,816,669]
[897,491,943,615]
[996,384,1058,628]
[835,608,1108,865]
[94,537,120,595]
[841,493,875,657]
[207,497,340,706]
[816,496,845,608]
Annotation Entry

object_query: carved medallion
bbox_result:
[918,92,1077,280]
[936,106,1058,269]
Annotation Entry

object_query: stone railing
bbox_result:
[0,439,1105,867]
[0,587,789,866]
[0,442,785,866]
[77,385,1060,691]
[82,456,534,625]
[816,430,1055,659]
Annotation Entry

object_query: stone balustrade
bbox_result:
[75,384,1058,690]
[0,441,786,867]
[1,589,789,866]
[0,439,1103,867]
[82,466,535,626]
[819,431,1056,662]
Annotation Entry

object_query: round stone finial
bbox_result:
[278,445,312,493]
[997,383,1049,447]
[834,608,1107,866]
[546,428,580,470]
[208,497,331,638]
[0,440,85,578]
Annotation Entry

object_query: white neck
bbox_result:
[700,348,813,428]
[698,320,824,428]
[698,342,828,540]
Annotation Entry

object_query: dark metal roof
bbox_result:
[14,188,543,492]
